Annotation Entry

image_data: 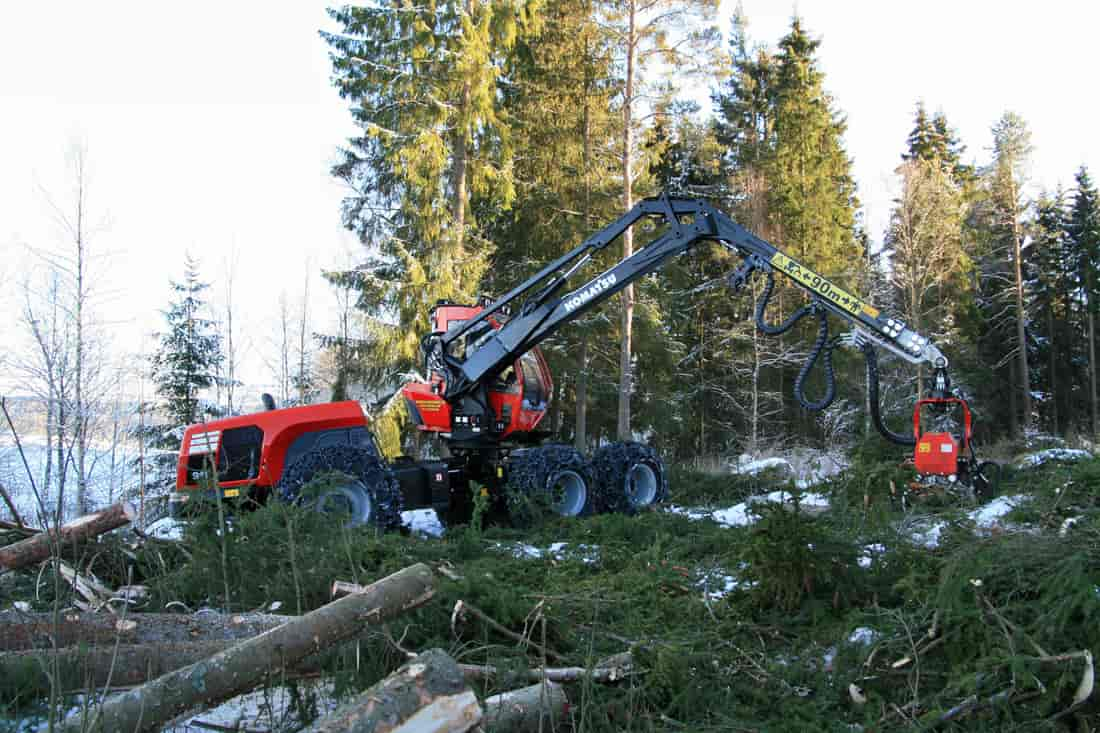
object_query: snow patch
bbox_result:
[858,543,887,568]
[145,517,185,541]
[1061,516,1084,536]
[968,495,1027,529]
[696,564,753,600]
[848,627,877,645]
[1018,448,1091,469]
[907,519,947,548]
[669,491,831,529]
[492,541,599,564]
[401,508,444,538]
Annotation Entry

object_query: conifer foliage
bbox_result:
[150,256,224,434]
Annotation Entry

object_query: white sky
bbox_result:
[1,0,1097,393]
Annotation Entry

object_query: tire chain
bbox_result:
[276,445,404,530]
[504,444,594,524]
[590,441,669,514]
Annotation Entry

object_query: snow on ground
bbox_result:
[969,495,1028,529]
[163,679,340,732]
[669,490,831,529]
[858,543,887,568]
[696,563,753,600]
[1017,448,1092,469]
[401,508,444,538]
[145,516,185,540]
[731,449,849,489]
[491,540,600,564]
[848,627,877,645]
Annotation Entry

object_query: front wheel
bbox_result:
[591,442,669,514]
[276,445,403,530]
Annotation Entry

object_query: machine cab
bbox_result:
[401,302,553,440]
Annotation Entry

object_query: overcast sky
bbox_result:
[1,0,1097,393]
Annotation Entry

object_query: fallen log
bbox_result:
[482,681,569,733]
[331,580,364,599]
[0,610,293,652]
[0,502,136,571]
[0,641,325,696]
[56,562,437,733]
[458,652,635,685]
[302,648,481,733]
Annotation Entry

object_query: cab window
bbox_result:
[218,426,263,482]
[520,352,548,410]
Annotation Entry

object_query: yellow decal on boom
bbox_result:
[414,399,444,412]
[769,252,871,319]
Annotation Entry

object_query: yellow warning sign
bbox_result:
[769,252,876,319]
[918,443,931,454]
[415,399,444,412]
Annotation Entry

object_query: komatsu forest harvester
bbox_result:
[172,194,995,527]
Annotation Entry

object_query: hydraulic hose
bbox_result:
[861,341,917,446]
[755,269,817,335]
[754,269,837,411]
[792,310,837,411]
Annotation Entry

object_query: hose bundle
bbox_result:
[754,269,837,411]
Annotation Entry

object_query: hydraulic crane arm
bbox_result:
[437,194,946,417]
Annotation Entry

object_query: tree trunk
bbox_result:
[575,334,588,454]
[0,641,326,696]
[617,0,637,442]
[303,648,480,733]
[0,502,135,571]
[1048,307,1059,433]
[1012,196,1032,433]
[55,563,437,733]
[452,0,473,255]
[1007,359,1018,438]
[1090,306,1098,438]
[483,681,569,733]
[0,610,294,652]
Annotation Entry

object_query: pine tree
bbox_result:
[322,0,541,395]
[1067,167,1100,436]
[150,256,223,437]
[987,112,1035,433]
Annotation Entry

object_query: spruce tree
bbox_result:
[1067,167,1100,436]
[1028,189,1072,431]
[767,17,857,277]
[322,0,541,394]
[150,256,223,436]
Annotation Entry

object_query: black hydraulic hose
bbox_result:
[861,341,917,446]
[755,269,816,335]
[793,310,837,411]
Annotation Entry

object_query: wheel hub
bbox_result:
[549,470,587,516]
[625,463,658,507]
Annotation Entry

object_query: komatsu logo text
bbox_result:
[564,274,617,313]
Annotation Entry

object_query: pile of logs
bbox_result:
[0,504,636,732]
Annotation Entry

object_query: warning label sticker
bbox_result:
[769,252,880,319]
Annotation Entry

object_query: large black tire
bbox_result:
[504,444,595,525]
[591,441,669,514]
[276,445,403,530]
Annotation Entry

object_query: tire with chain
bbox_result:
[276,445,403,530]
[591,441,669,514]
[504,444,594,525]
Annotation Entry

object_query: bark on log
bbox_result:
[0,502,135,571]
[482,682,569,733]
[55,563,436,733]
[303,648,481,733]
[459,652,635,685]
[0,610,293,652]
[0,641,324,696]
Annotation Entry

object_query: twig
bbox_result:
[452,599,567,663]
[0,477,28,528]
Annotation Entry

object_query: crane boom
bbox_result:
[437,193,945,404]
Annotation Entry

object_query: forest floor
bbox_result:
[2,438,1100,731]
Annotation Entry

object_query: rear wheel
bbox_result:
[591,442,669,514]
[276,445,403,530]
[505,445,594,525]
